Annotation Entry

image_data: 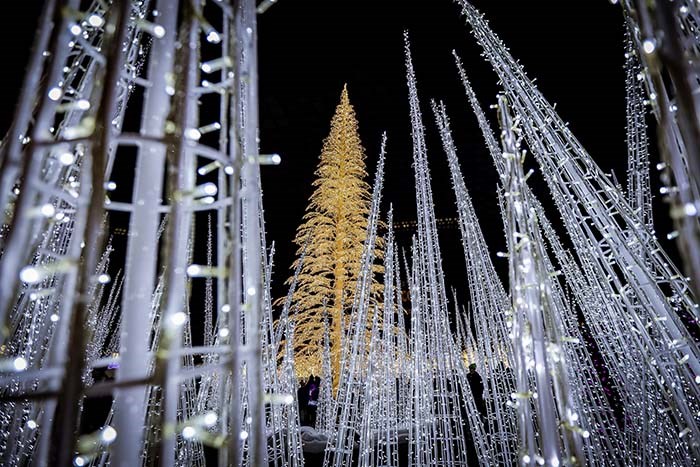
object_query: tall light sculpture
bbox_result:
[0,1,275,466]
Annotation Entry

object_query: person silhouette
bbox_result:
[297,380,309,425]
[467,363,487,419]
[308,376,321,427]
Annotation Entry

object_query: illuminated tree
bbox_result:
[284,85,382,384]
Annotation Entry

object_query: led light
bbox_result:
[153,25,166,38]
[40,204,55,217]
[74,456,86,467]
[97,274,111,284]
[87,14,104,27]
[106,181,117,190]
[26,420,37,429]
[239,430,249,440]
[642,38,656,54]
[206,31,221,43]
[48,87,62,101]
[13,357,28,371]
[101,426,117,443]
[182,426,196,439]
[20,267,42,284]
[76,99,90,110]
[198,182,217,197]
[219,328,230,338]
[204,412,218,427]
[186,265,201,276]
[185,128,201,141]
[59,152,75,165]
[246,287,256,296]
[70,24,82,35]
[50,314,59,322]
[221,304,231,313]
[171,312,187,326]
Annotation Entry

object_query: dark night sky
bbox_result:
[0,1,677,303]
[256,0,650,299]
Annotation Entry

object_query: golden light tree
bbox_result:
[284,85,383,386]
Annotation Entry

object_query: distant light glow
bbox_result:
[207,31,221,44]
[101,426,117,443]
[182,426,196,439]
[40,204,55,217]
[48,87,62,101]
[171,312,187,326]
[204,412,218,426]
[185,128,202,141]
[13,357,28,371]
[87,14,104,27]
[20,267,41,284]
[642,38,656,54]
[59,152,75,165]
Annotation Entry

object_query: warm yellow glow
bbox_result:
[281,85,383,387]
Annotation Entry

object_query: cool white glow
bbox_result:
[101,426,117,443]
[13,357,28,371]
[202,183,217,196]
[76,99,90,110]
[239,430,249,440]
[185,128,201,141]
[70,24,82,35]
[97,274,111,284]
[219,328,230,338]
[186,265,201,276]
[87,14,104,27]
[20,267,41,284]
[182,426,196,439]
[26,420,37,429]
[171,312,187,326]
[221,304,231,313]
[59,152,75,165]
[684,203,698,217]
[40,204,55,217]
[48,87,62,101]
[207,31,221,43]
[642,38,656,54]
[204,412,218,427]
[50,314,59,322]
[153,25,166,38]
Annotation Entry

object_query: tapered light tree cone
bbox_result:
[282,85,382,387]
